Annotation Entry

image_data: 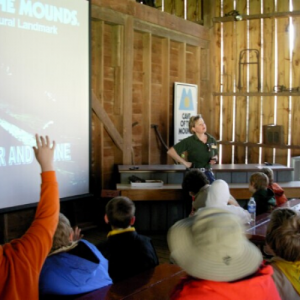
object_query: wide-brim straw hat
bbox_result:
[167,207,262,282]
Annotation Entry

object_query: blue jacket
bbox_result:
[39,239,112,296]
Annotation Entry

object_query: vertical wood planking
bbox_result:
[174,0,184,19]
[132,31,144,165]
[291,1,300,158]
[261,2,275,163]
[222,0,235,163]
[112,26,123,115]
[248,0,261,163]
[156,0,162,11]
[187,0,202,23]
[169,41,181,150]
[207,0,218,135]
[162,38,171,160]
[276,1,289,165]
[112,26,124,168]
[91,19,104,192]
[123,16,134,164]
[235,0,247,163]
[142,33,152,164]
[213,0,221,139]
[103,23,118,187]
[150,37,163,163]
[178,43,187,82]
[163,0,173,14]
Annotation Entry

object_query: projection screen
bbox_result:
[0,0,90,211]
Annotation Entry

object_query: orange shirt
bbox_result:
[170,265,281,300]
[0,171,59,300]
[269,183,288,206]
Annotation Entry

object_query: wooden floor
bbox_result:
[83,227,170,264]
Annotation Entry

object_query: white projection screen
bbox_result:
[0,0,90,211]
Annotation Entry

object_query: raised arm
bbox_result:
[167,147,192,168]
[16,134,59,262]
[1,135,59,300]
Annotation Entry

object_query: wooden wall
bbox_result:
[212,0,300,166]
[91,0,210,193]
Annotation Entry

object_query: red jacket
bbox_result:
[170,265,280,300]
[270,183,288,206]
[0,171,59,300]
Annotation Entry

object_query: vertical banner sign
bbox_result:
[174,83,198,144]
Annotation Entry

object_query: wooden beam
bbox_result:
[92,91,124,151]
[213,10,300,23]
[217,140,300,150]
[91,5,126,25]
[133,19,208,47]
[91,0,210,40]
[213,92,300,97]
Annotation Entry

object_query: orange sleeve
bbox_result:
[10,171,60,272]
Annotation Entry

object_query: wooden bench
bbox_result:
[117,181,300,201]
[118,164,294,184]
[73,264,185,300]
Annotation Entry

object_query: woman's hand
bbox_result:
[209,155,218,165]
[184,161,193,169]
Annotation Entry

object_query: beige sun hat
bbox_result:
[167,207,262,282]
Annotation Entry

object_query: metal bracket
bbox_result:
[238,49,261,92]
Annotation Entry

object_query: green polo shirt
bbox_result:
[173,133,218,168]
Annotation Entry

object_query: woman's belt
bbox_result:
[199,168,212,172]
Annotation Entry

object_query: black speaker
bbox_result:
[263,125,284,145]
[136,0,155,7]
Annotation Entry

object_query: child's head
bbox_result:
[51,213,73,252]
[105,196,136,229]
[266,208,300,261]
[261,167,274,185]
[168,208,263,282]
[182,169,209,195]
[249,172,269,192]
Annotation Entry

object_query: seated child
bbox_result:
[182,170,238,214]
[205,179,251,224]
[39,213,112,296]
[249,172,276,215]
[96,196,159,282]
[182,169,210,214]
[261,167,288,206]
[167,208,281,300]
[265,208,300,299]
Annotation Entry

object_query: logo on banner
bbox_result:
[179,88,194,111]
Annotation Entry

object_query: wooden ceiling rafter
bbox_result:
[213,10,300,23]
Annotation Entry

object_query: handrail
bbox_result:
[151,124,169,151]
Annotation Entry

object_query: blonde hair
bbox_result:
[249,172,269,190]
[261,167,274,185]
[266,208,300,261]
[189,114,203,134]
[51,213,73,252]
